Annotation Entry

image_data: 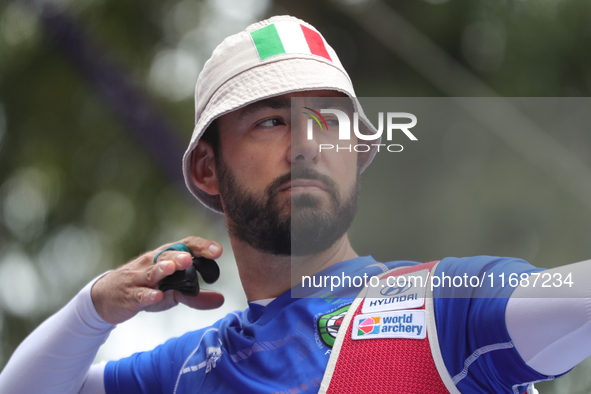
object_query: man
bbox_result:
[1,15,591,394]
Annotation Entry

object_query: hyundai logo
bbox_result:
[380,282,413,296]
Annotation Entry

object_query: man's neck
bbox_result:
[229,234,358,302]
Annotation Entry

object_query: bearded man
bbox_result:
[2,15,591,394]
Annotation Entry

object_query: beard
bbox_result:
[217,159,360,257]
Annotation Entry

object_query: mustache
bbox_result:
[266,168,340,200]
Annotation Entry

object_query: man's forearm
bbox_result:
[0,274,115,394]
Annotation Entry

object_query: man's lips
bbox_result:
[278,179,328,192]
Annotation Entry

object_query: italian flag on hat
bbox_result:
[250,21,332,61]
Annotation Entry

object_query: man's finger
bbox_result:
[175,290,225,310]
[154,252,193,271]
[134,288,164,310]
[151,238,222,263]
[145,255,192,286]
[180,237,223,260]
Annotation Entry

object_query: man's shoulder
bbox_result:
[436,255,541,273]
[355,255,542,284]
[155,309,247,351]
[431,255,542,298]
[381,255,537,270]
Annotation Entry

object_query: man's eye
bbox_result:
[325,118,339,127]
[257,118,284,127]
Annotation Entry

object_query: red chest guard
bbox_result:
[319,261,459,394]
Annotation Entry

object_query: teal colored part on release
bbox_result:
[153,242,191,263]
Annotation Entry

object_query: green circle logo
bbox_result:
[317,304,351,348]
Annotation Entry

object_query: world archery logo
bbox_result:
[357,316,381,336]
[302,107,329,132]
[317,304,350,347]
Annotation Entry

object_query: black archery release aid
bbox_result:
[153,243,220,296]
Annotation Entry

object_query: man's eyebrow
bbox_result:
[236,97,291,120]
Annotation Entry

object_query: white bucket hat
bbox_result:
[183,15,379,213]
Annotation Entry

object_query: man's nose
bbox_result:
[289,117,320,164]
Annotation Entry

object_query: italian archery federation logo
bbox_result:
[317,305,350,348]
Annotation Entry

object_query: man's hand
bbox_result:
[91,236,225,325]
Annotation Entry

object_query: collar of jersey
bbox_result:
[245,256,420,324]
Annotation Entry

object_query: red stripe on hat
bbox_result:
[300,24,331,61]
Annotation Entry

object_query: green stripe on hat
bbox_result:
[250,24,285,60]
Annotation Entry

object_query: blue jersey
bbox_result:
[104,256,552,394]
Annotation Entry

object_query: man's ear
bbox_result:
[190,140,219,196]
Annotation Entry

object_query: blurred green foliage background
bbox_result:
[2,0,591,392]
